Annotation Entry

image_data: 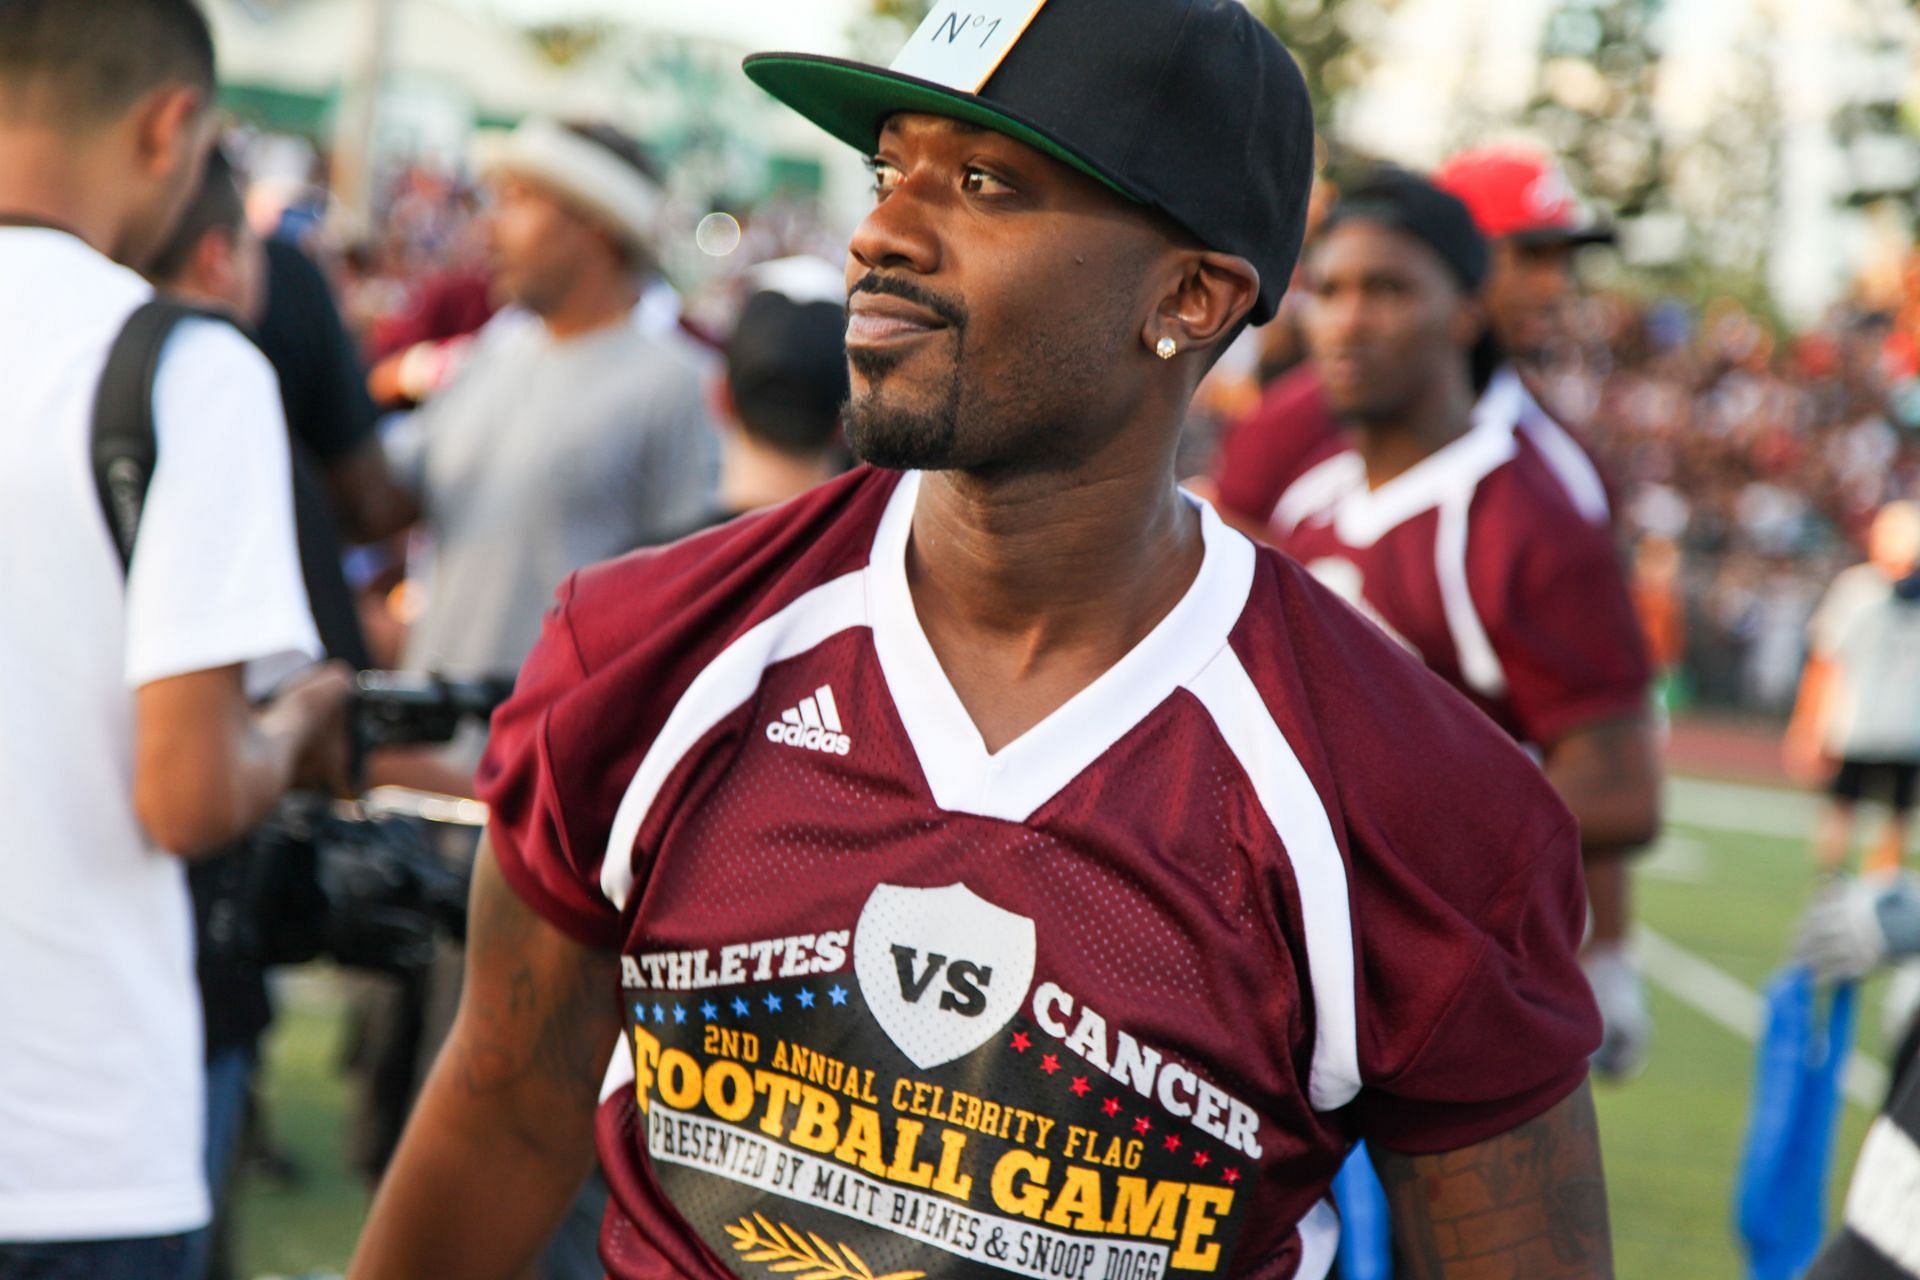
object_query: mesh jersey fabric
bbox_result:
[478,466,1599,1279]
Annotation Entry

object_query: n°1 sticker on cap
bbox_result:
[889,0,1052,95]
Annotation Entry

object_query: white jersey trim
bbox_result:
[1186,650,1361,1113]
[599,570,869,910]
[1269,380,1523,702]
[1493,367,1611,526]
[1843,1110,1920,1274]
[601,1041,637,1104]
[1295,1197,1340,1279]
[870,472,1259,823]
[1434,495,1509,699]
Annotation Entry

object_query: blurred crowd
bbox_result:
[260,141,1920,722]
[1533,289,1920,714]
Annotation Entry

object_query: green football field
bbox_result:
[230,775,1910,1279]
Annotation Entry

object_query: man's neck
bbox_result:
[0,127,119,256]
[537,272,639,343]
[1349,378,1477,489]
[904,456,1203,752]
[721,436,835,515]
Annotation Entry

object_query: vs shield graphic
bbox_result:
[853,883,1036,1070]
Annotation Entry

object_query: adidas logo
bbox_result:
[766,686,852,756]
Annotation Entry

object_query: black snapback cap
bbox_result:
[744,0,1316,325]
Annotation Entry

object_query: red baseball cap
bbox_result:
[1432,146,1613,247]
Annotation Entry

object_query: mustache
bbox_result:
[848,272,969,332]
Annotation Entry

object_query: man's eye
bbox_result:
[867,158,903,198]
[962,167,1013,197]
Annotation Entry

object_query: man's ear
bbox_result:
[192,229,234,299]
[1144,251,1260,361]
[131,84,208,180]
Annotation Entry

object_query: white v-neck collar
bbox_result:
[866,471,1256,822]
[1312,374,1525,549]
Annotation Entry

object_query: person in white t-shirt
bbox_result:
[0,3,350,1277]
[1787,501,1920,876]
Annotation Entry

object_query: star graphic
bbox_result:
[632,1003,646,1021]
[700,1001,719,1020]
[732,996,751,1017]
[1039,1053,1061,1075]
[1163,1134,1182,1153]
[1222,1167,1241,1185]
[1133,1116,1152,1136]
[1010,1032,1032,1053]
[828,984,848,1007]
[1192,1151,1211,1169]
[1069,1075,1091,1097]
[652,1003,666,1023]
[764,992,784,1013]
[672,1005,687,1024]
[796,988,816,1009]
[1101,1098,1122,1118]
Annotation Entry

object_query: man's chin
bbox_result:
[844,390,962,472]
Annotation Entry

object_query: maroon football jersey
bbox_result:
[1211,365,1611,535]
[1266,375,1650,751]
[479,466,1599,1280]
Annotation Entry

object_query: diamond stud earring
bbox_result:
[1155,337,1178,360]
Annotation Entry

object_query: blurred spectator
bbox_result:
[381,116,718,790]
[1785,501,1920,876]
[148,145,421,1280]
[0,3,348,1277]
[705,256,850,522]
[361,116,718,1280]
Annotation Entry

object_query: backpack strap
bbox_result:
[90,299,228,573]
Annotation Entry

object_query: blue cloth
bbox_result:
[0,1236,191,1280]
[1333,1141,1393,1280]
[1736,966,1857,1280]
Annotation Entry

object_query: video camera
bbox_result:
[196,671,513,977]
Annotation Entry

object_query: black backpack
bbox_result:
[90,298,231,570]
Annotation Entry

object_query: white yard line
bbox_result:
[1640,833,1710,884]
[1634,926,1889,1109]
[1666,775,1822,840]
[1641,774,1893,1109]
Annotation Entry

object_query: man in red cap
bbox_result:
[1431,145,1614,371]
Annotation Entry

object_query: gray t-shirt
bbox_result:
[1812,564,1920,760]
[392,313,718,680]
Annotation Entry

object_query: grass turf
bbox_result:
[229,777,1908,1278]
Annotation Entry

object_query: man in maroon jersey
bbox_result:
[1270,170,1660,1078]
[350,4,1614,1278]
[1203,149,1614,537]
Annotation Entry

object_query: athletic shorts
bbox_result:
[1831,758,1920,812]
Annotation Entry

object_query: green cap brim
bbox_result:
[743,54,1141,205]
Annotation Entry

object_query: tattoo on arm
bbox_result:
[445,842,622,1156]
[1374,1082,1613,1279]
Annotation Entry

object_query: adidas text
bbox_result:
[767,686,852,756]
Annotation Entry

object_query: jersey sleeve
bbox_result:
[1258,561,1600,1153]
[126,321,321,695]
[476,575,627,951]
[1471,494,1652,748]
[1345,808,1597,1153]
